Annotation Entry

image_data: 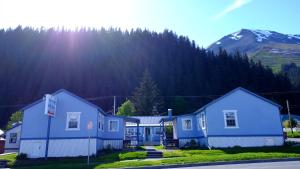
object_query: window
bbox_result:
[223,110,238,128]
[153,127,162,135]
[66,112,81,130]
[126,128,136,136]
[199,113,206,129]
[9,133,17,143]
[108,120,119,132]
[182,118,192,130]
[98,113,104,131]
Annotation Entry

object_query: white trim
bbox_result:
[223,110,239,128]
[199,112,206,130]
[108,119,119,132]
[182,117,193,131]
[66,112,81,131]
[98,113,104,132]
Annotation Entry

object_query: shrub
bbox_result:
[16,153,27,160]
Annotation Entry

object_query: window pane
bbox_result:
[225,112,236,127]
[69,119,78,128]
[184,119,191,129]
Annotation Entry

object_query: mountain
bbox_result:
[208,29,300,71]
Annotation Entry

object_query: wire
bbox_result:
[0,90,300,109]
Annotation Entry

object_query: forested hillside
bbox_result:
[0,27,298,128]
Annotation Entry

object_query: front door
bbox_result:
[145,127,151,142]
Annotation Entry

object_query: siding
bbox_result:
[206,89,283,137]
[4,125,21,152]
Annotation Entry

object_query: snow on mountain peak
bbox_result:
[230,31,243,40]
[250,30,272,42]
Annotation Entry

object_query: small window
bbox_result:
[9,133,17,143]
[109,120,119,132]
[153,127,162,135]
[182,118,192,130]
[66,112,81,130]
[199,113,206,129]
[223,110,238,128]
[126,128,136,136]
[98,114,104,131]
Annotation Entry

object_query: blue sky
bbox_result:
[0,0,300,47]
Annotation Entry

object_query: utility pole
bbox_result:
[113,96,116,115]
[286,100,293,134]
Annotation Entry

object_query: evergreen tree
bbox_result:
[116,100,136,116]
[132,70,164,115]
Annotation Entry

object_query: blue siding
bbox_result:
[205,89,283,136]
[101,116,124,139]
[176,115,204,139]
[21,101,48,139]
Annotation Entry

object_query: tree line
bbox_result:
[0,26,298,128]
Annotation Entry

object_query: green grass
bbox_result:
[2,146,300,169]
[154,145,165,150]
[287,131,300,138]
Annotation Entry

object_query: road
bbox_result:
[163,161,300,169]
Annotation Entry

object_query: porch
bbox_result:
[159,117,179,148]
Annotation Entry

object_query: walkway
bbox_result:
[144,146,163,158]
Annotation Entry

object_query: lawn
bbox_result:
[287,131,300,138]
[2,146,300,169]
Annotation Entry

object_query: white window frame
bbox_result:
[108,120,119,132]
[66,112,81,131]
[182,117,193,131]
[98,113,105,132]
[223,110,239,128]
[9,133,17,143]
[199,112,206,130]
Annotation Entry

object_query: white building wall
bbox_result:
[20,140,46,158]
[48,139,97,157]
[4,125,21,153]
[208,136,284,148]
[103,140,123,149]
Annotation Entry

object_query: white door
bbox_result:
[32,142,42,158]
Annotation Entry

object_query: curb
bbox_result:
[124,158,300,169]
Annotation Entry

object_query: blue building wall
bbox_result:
[21,91,99,139]
[176,115,204,139]
[205,89,283,137]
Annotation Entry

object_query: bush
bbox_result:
[16,153,27,160]
[183,139,199,149]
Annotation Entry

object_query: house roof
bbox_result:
[20,89,105,113]
[195,87,282,113]
[128,116,167,126]
[5,123,22,133]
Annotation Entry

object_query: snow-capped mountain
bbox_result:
[208,29,300,71]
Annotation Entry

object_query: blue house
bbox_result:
[125,116,166,146]
[161,87,284,148]
[19,89,139,158]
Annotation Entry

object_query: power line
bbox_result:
[0,90,300,109]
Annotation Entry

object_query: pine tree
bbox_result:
[132,70,164,115]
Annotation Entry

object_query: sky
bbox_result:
[0,0,300,47]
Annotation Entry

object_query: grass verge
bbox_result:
[2,146,300,169]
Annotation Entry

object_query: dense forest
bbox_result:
[0,27,299,128]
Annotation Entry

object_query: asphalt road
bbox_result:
[163,161,300,169]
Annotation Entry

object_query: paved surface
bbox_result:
[163,161,300,169]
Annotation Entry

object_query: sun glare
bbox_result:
[0,0,136,29]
